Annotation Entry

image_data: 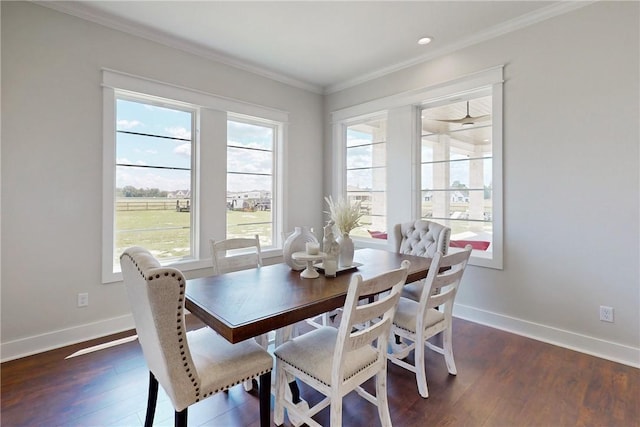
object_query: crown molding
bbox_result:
[33,1,324,94]
[324,1,595,94]
[34,0,593,96]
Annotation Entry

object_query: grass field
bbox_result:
[114,200,492,264]
[115,206,272,262]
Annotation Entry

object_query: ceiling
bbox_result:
[45,1,584,93]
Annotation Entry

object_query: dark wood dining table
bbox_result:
[185,248,432,344]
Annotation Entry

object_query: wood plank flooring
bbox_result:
[2,317,638,426]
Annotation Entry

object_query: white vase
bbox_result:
[337,233,354,268]
[283,226,318,271]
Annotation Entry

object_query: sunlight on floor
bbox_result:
[65,335,138,359]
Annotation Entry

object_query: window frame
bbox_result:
[331,66,503,268]
[342,113,389,241]
[419,89,500,268]
[102,70,288,283]
[114,93,199,266]
[327,109,389,248]
[226,113,282,248]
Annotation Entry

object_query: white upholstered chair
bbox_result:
[273,261,410,427]
[391,219,451,302]
[210,235,270,347]
[120,246,273,427]
[210,235,263,276]
[388,246,472,398]
[210,235,273,390]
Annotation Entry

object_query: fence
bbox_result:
[116,199,190,212]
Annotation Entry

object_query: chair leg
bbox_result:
[259,372,272,427]
[443,325,457,375]
[144,371,159,427]
[415,337,429,398]
[375,368,392,427]
[274,362,287,426]
[175,408,187,427]
[329,395,343,427]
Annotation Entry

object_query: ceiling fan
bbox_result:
[433,101,490,126]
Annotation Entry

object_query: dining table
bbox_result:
[185,247,433,412]
[185,248,432,344]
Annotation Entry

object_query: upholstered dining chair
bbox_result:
[391,219,451,302]
[210,235,270,345]
[388,246,472,398]
[273,261,410,427]
[210,235,273,390]
[210,234,263,276]
[120,246,273,427]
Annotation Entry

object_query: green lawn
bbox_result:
[115,206,272,262]
[114,201,492,264]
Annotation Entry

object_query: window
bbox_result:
[227,117,278,247]
[345,116,388,239]
[421,93,495,258]
[102,70,288,283]
[330,66,502,268]
[114,95,196,268]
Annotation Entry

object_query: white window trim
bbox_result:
[331,110,389,249]
[102,69,288,283]
[330,66,504,269]
[226,113,284,248]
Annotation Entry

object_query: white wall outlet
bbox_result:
[599,305,614,323]
[77,292,89,307]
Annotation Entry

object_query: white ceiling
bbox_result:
[45,1,586,93]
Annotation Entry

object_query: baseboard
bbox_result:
[0,314,135,363]
[4,307,639,368]
[453,303,640,368]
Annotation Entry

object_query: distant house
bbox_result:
[423,191,469,203]
[227,190,272,211]
[167,190,191,199]
[451,191,469,203]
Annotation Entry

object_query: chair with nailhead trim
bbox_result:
[391,220,451,302]
[388,246,472,398]
[273,261,410,427]
[210,235,274,392]
[120,246,273,427]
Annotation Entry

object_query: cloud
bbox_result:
[227,173,272,192]
[165,126,191,140]
[174,143,191,157]
[117,119,142,130]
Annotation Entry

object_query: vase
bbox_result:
[283,226,318,271]
[337,233,354,268]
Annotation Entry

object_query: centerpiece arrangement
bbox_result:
[324,196,364,267]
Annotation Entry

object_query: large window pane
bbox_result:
[114,97,194,267]
[227,118,275,246]
[421,95,493,252]
[346,116,387,239]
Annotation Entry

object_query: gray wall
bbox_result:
[1,2,323,359]
[325,1,639,366]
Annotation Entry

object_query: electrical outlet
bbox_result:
[599,305,614,323]
[77,293,89,307]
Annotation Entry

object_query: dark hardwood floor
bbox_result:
[2,316,638,426]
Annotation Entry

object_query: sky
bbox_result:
[116,98,490,196]
[116,99,273,193]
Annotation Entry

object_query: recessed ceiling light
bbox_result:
[418,37,432,45]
